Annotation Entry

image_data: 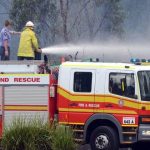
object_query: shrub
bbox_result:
[51,125,76,150]
[2,118,76,150]
[2,118,52,150]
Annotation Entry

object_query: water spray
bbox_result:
[41,42,150,63]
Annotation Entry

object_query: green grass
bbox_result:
[2,117,52,150]
[51,125,76,150]
[2,117,76,150]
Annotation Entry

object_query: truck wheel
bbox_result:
[90,126,119,150]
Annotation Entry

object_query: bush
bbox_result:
[2,118,52,150]
[2,118,76,150]
[51,125,76,150]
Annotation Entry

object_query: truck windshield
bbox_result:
[138,71,150,101]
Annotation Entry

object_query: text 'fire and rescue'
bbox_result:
[0,75,49,85]
[0,77,40,83]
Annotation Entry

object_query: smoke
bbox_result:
[122,0,150,42]
[42,42,150,63]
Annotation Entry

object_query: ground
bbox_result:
[78,144,132,150]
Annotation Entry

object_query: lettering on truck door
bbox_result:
[69,69,96,124]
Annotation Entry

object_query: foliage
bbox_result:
[10,0,58,45]
[10,0,125,44]
[2,118,53,150]
[2,118,76,150]
[51,125,76,150]
[104,0,125,38]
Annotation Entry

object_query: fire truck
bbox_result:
[0,60,150,150]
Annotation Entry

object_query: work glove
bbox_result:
[37,48,42,53]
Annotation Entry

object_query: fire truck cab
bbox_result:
[58,61,150,150]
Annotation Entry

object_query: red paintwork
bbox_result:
[57,88,142,126]
[49,74,58,122]
[0,115,2,137]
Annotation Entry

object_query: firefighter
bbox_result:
[0,20,20,60]
[17,21,41,60]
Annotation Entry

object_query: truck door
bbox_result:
[69,69,96,124]
[105,70,139,124]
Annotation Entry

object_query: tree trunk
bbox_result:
[60,0,69,42]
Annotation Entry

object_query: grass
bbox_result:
[2,117,52,150]
[2,117,76,150]
[51,125,76,150]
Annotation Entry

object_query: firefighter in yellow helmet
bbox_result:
[17,21,41,60]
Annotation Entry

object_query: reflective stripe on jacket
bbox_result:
[18,27,38,58]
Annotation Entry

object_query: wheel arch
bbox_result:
[84,113,123,143]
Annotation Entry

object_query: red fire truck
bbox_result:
[0,60,150,150]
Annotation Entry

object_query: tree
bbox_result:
[0,0,10,10]
[10,0,58,46]
[62,0,124,41]
[104,0,124,38]
[10,0,124,45]
[59,0,69,42]
[83,0,124,40]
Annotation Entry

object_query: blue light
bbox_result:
[130,58,140,63]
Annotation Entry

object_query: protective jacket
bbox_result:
[18,27,38,58]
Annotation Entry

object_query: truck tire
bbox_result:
[90,126,119,150]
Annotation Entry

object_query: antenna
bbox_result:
[102,53,104,62]
[82,49,85,60]
[75,51,79,61]
[68,55,73,61]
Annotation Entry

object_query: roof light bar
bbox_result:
[130,58,150,64]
